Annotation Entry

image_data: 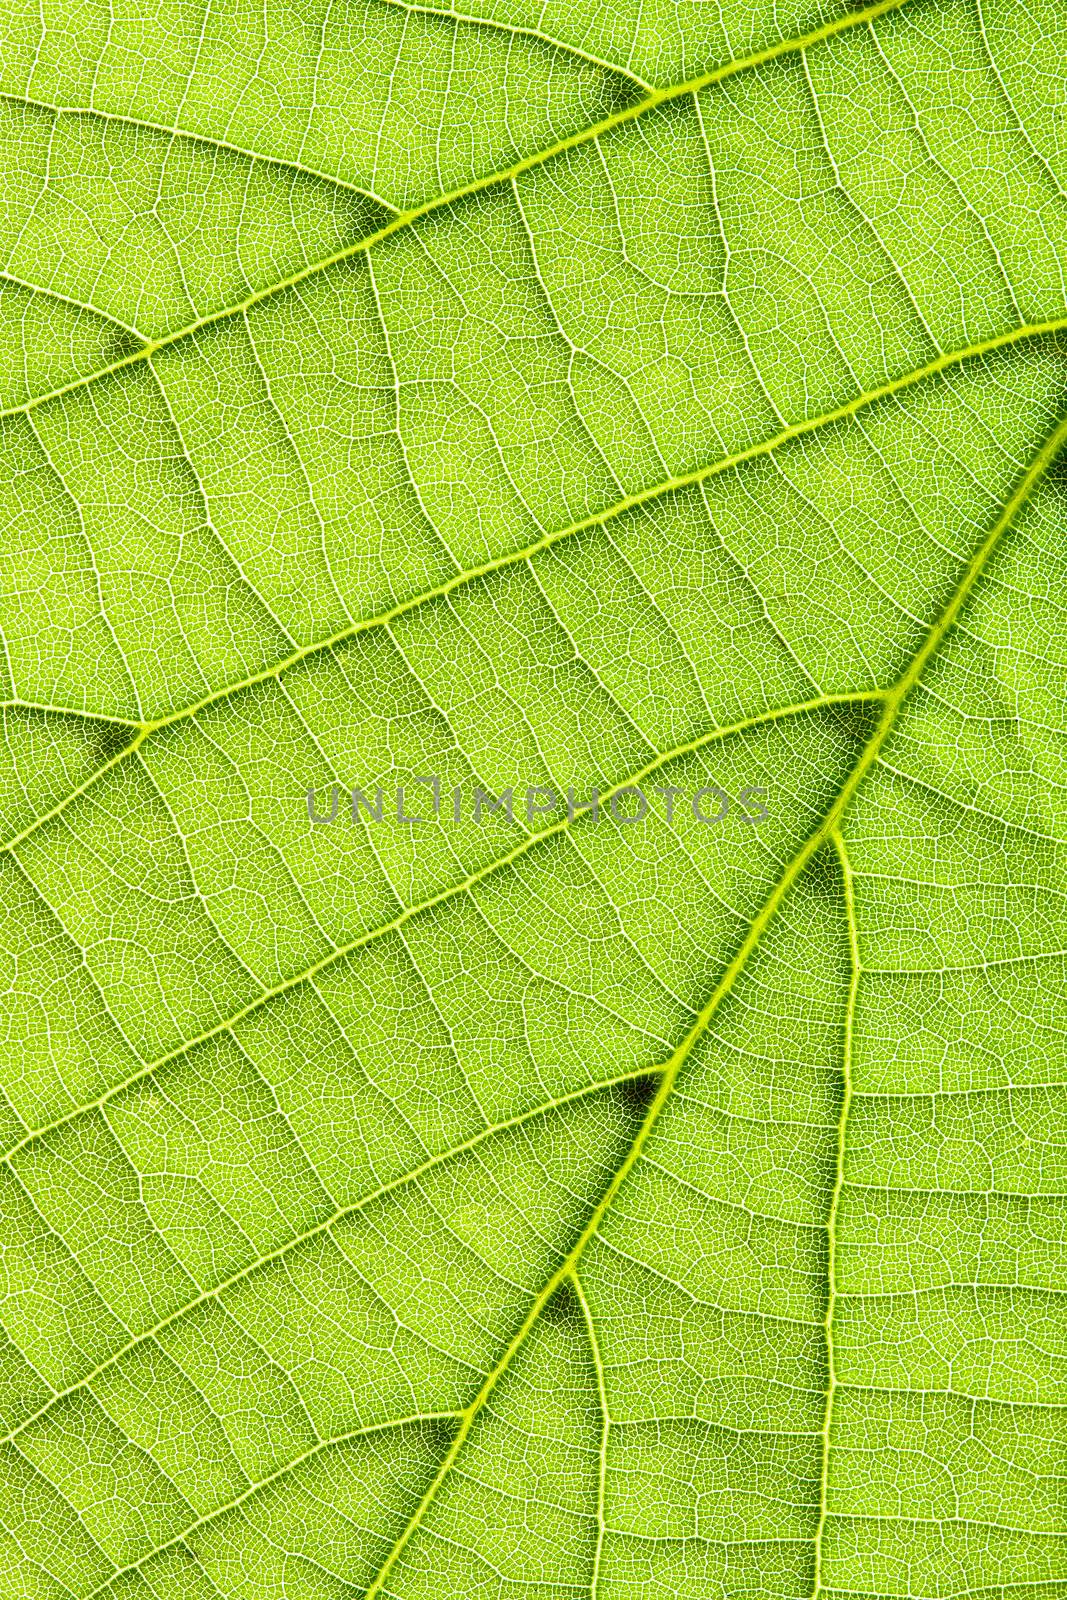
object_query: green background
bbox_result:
[0,0,1064,1594]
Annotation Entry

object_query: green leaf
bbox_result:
[0,0,1064,1595]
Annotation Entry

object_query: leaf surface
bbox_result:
[0,0,1064,1595]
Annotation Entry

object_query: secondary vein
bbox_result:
[2,315,1061,861]
[0,689,878,1169]
[0,1066,654,1453]
[811,829,859,1600]
[0,0,915,428]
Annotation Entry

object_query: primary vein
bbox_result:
[358,406,1067,1597]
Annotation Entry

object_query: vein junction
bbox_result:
[0,0,914,427]
[2,316,1063,859]
[357,405,1067,1596]
[1,0,1065,1587]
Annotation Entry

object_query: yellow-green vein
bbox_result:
[358,404,1067,1598]
[2,315,1062,862]
[572,1268,611,1599]
[0,1066,655,1453]
[0,0,914,428]
[811,829,860,1600]
[0,688,879,1168]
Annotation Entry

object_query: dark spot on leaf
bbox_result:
[91,722,139,767]
[541,1280,583,1328]
[602,70,648,118]
[164,1541,204,1572]
[349,194,397,243]
[804,842,841,899]
[613,1071,663,1116]
[105,329,149,365]
[1046,430,1067,494]
[827,699,882,746]
[420,1415,461,1458]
